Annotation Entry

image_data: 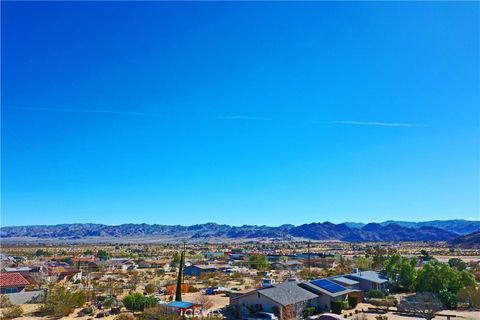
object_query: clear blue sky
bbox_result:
[2,2,479,227]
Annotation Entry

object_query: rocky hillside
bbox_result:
[449,231,480,248]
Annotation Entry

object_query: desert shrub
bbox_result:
[38,286,87,317]
[144,283,157,294]
[188,285,199,292]
[397,293,442,320]
[1,305,23,320]
[366,290,386,299]
[0,296,12,308]
[375,316,388,320]
[348,296,358,308]
[114,313,136,320]
[331,301,342,314]
[386,296,398,307]
[123,293,157,311]
[140,306,177,320]
[369,298,395,311]
[457,286,480,309]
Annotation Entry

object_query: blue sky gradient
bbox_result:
[1,2,479,226]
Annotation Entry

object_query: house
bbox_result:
[3,266,44,286]
[229,281,319,320]
[3,267,37,273]
[137,259,171,271]
[299,279,351,313]
[345,270,388,292]
[271,260,303,271]
[97,258,137,271]
[73,256,99,267]
[0,272,30,294]
[10,256,27,263]
[228,253,247,261]
[46,263,82,282]
[184,264,231,276]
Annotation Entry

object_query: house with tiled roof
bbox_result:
[3,266,44,286]
[0,272,30,294]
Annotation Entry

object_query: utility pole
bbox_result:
[308,240,311,276]
[182,241,186,283]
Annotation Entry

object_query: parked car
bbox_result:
[244,312,278,320]
[205,286,226,295]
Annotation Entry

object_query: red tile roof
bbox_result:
[0,272,30,288]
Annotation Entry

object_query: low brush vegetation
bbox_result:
[38,286,87,317]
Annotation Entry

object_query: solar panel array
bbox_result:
[311,279,347,293]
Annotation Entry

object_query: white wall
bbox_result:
[232,292,283,318]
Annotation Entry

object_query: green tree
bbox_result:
[354,257,373,271]
[448,258,467,271]
[384,255,417,291]
[366,247,395,270]
[248,254,270,271]
[96,249,110,261]
[419,250,434,261]
[414,260,475,294]
[35,249,50,257]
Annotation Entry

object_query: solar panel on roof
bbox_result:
[311,279,347,293]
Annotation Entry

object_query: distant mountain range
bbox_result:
[1,219,478,243]
[344,219,480,235]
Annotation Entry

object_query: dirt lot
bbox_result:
[343,303,480,320]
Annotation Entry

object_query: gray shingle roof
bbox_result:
[259,282,318,306]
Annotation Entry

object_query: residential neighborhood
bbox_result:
[0,241,479,320]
